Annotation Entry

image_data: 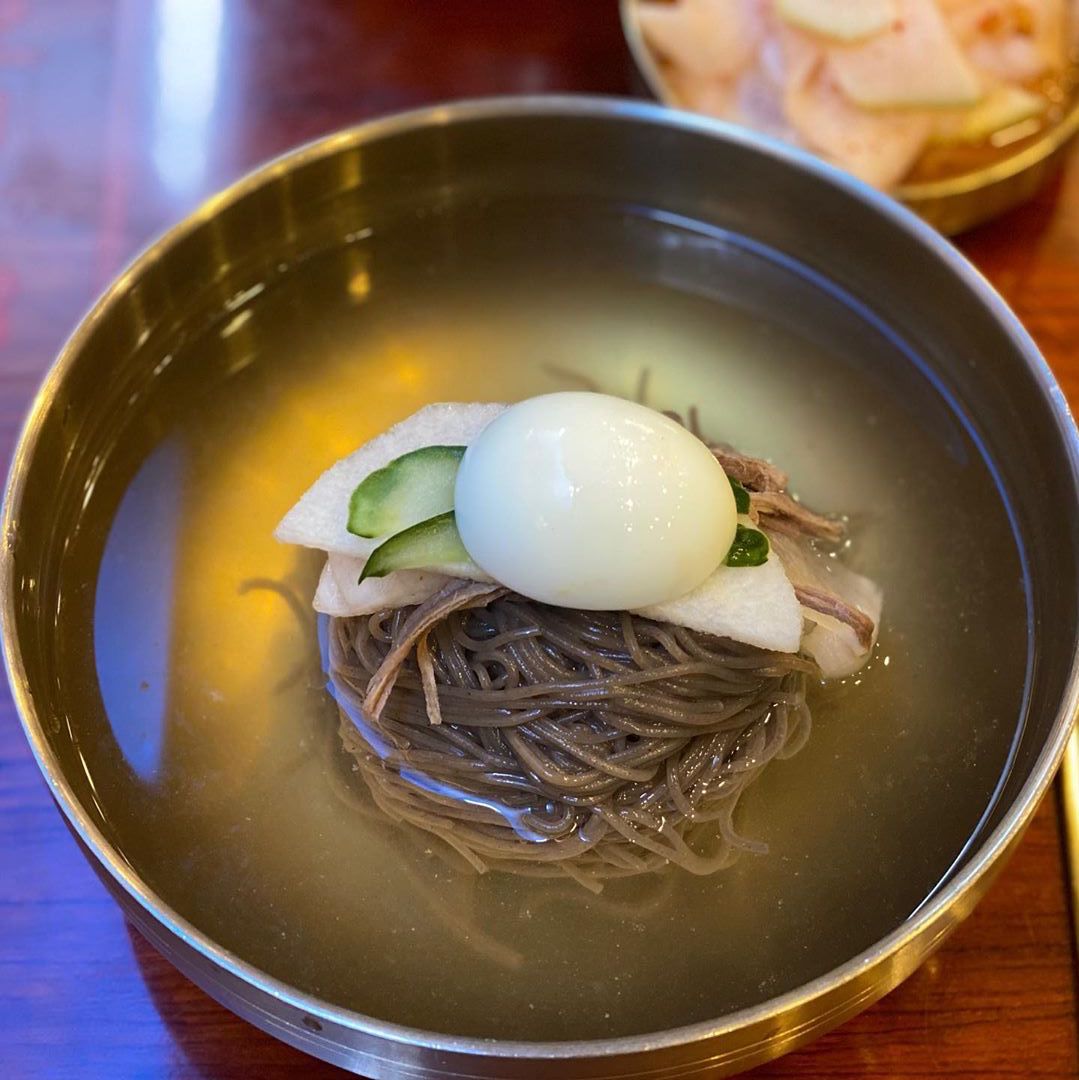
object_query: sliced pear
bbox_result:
[319,545,804,655]
[347,444,464,538]
[828,0,982,109]
[637,553,803,654]
[275,402,506,559]
[313,515,803,655]
[314,559,454,617]
[777,0,897,43]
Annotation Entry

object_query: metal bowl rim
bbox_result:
[619,0,1079,202]
[3,93,1078,1062]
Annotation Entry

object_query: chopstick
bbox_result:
[1062,729,1079,948]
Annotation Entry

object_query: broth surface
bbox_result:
[62,199,1028,1040]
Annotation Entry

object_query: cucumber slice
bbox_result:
[724,524,769,568]
[359,511,471,582]
[347,445,465,538]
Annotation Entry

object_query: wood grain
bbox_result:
[0,2,1075,1077]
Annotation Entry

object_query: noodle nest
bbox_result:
[327,593,814,887]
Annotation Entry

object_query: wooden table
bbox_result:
[0,2,1076,1076]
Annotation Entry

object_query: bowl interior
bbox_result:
[7,104,1079,1045]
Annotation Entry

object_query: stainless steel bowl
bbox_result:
[621,0,1079,234]
[4,97,1079,1078]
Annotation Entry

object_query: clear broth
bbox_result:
[58,200,1028,1041]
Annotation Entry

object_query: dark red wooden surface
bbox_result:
[0,2,1076,1077]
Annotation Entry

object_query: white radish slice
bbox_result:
[636,0,762,79]
[777,0,897,43]
[827,0,982,108]
[786,69,932,187]
[275,402,506,559]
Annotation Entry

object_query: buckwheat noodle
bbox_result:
[327,594,815,886]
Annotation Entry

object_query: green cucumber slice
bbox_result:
[359,511,471,582]
[724,524,769,568]
[348,445,466,538]
[728,476,751,514]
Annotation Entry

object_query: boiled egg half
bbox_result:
[454,392,736,609]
